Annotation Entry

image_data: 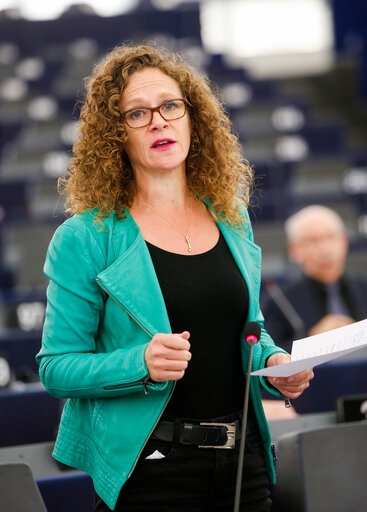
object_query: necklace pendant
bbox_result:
[185,236,192,253]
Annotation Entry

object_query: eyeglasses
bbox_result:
[121,98,188,128]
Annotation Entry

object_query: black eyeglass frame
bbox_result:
[120,98,188,128]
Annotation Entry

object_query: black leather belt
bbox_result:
[152,420,240,449]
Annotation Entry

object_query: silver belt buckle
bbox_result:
[198,422,236,449]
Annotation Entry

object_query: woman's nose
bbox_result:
[150,110,168,129]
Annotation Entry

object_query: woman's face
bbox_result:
[120,67,191,178]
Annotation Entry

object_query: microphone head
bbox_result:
[244,321,261,344]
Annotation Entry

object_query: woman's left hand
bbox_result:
[265,352,314,399]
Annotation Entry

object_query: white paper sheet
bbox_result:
[251,319,367,377]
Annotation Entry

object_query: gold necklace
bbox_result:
[143,197,193,253]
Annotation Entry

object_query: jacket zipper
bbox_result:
[103,377,151,394]
[96,278,153,393]
[96,278,152,337]
[129,382,176,476]
[95,277,176,473]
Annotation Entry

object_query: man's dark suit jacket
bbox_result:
[261,274,367,353]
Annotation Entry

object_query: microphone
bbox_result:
[245,321,261,345]
[234,322,261,512]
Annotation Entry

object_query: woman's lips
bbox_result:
[151,139,176,150]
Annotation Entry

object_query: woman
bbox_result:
[37,44,313,511]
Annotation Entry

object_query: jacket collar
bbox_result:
[96,210,261,338]
[217,219,261,320]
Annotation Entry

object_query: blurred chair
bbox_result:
[0,441,94,512]
[40,471,94,512]
[291,356,367,414]
[299,122,345,155]
[0,462,47,511]
[0,330,42,380]
[268,410,337,445]
[273,421,367,512]
[0,384,62,447]
[262,355,367,414]
[0,179,29,222]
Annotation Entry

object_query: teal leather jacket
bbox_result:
[37,207,285,510]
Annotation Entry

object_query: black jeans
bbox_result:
[95,412,272,512]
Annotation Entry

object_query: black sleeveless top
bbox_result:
[146,231,250,419]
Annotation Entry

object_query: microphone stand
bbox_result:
[233,336,257,512]
[265,280,306,341]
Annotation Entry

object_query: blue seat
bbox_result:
[0,331,42,380]
[292,357,367,414]
[0,8,201,56]
[0,385,62,447]
[0,122,22,154]
[253,160,291,190]
[206,54,278,99]
[298,122,346,155]
[0,179,29,221]
[206,54,250,85]
[38,472,94,512]
[262,356,367,414]
[249,190,290,222]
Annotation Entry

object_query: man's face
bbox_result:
[289,214,348,283]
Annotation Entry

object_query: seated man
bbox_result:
[262,205,367,353]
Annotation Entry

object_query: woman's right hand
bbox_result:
[144,331,191,382]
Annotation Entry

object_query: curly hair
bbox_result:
[59,43,253,227]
